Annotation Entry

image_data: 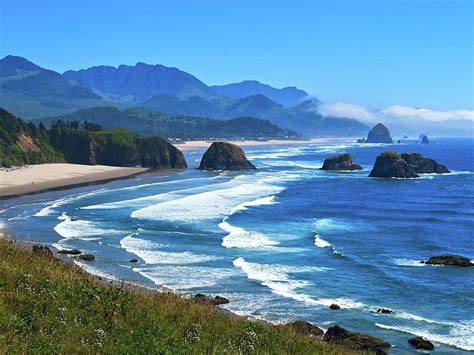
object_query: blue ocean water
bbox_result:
[1,138,473,353]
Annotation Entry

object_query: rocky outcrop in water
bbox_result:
[329,304,341,310]
[323,325,391,352]
[369,151,419,178]
[198,142,256,171]
[400,153,450,174]
[408,336,434,350]
[321,154,362,171]
[193,293,230,305]
[366,123,393,143]
[421,135,429,144]
[58,248,82,255]
[369,151,450,178]
[423,255,473,267]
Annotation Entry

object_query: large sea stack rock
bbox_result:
[401,153,449,174]
[321,154,362,171]
[421,135,429,144]
[366,123,393,143]
[369,151,419,178]
[424,255,473,267]
[198,142,256,171]
[323,325,391,352]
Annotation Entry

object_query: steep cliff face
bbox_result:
[50,128,187,169]
[198,142,255,171]
[369,151,418,178]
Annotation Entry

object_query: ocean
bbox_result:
[1,138,473,353]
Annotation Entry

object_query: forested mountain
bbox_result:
[38,106,302,140]
[0,56,107,119]
[0,108,186,169]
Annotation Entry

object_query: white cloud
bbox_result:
[380,105,474,122]
[317,102,377,122]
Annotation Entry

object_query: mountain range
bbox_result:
[0,55,369,137]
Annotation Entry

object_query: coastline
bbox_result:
[174,138,341,151]
[0,163,149,199]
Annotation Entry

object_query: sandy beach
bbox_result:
[0,163,148,198]
[174,138,338,151]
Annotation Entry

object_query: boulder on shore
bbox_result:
[408,336,434,350]
[198,142,256,171]
[401,153,449,174]
[369,151,450,178]
[285,320,324,337]
[321,154,362,171]
[423,255,473,267]
[369,151,419,178]
[323,325,391,352]
[366,123,393,143]
[193,293,230,305]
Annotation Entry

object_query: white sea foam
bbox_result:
[314,234,332,248]
[393,258,426,267]
[131,178,283,222]
[53,213,121,239]
[120,234,221,265]
[134,265,237,290]
[376,321,474,351]
[233,257,359,309]
[34,190,106,216]
[246,147,305,160]
[220,221,279,250]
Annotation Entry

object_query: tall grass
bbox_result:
[0,238,352,354]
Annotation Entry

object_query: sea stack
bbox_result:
[369,151,450,178]
[198,142,256,171]
[321,154,362,171]
[421,135,429,144]
[366,123,393,143]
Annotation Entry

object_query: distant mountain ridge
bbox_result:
[0,55,369,137]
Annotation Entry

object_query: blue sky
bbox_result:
[0,0,472,110]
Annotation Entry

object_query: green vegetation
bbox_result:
[0,237,351,354]
[0,108,63,167]
[0,108,186,169]
[40,106,302,140]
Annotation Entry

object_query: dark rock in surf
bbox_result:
[285,320,324,337]
[424,255,473,267]
[401,153,450,174]
[129,258,138,263]
[198,141,256,171]
[408,336,434,350]
[369,151,419,178]
[58,248,81,255]
[321,154,362,171]
[421,135,429,144]
[193,293,230,305]
[32,245,53,257]
[376,308,394,314]
[323,325,391,351]
[76,254,95,261]
[356,138,366,143]
[329,304,341,310]
[365,123,393,143]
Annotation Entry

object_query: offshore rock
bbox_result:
[198,142,256,171]
[321,154,362,171]
[366,123,393,143]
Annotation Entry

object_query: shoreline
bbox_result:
[174,137,345,151]
[0,163,150,199]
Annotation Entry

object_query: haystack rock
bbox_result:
[366,123,393,143]
[421,135,429,144]
[198,142,256,171]
[321,154,362,171]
